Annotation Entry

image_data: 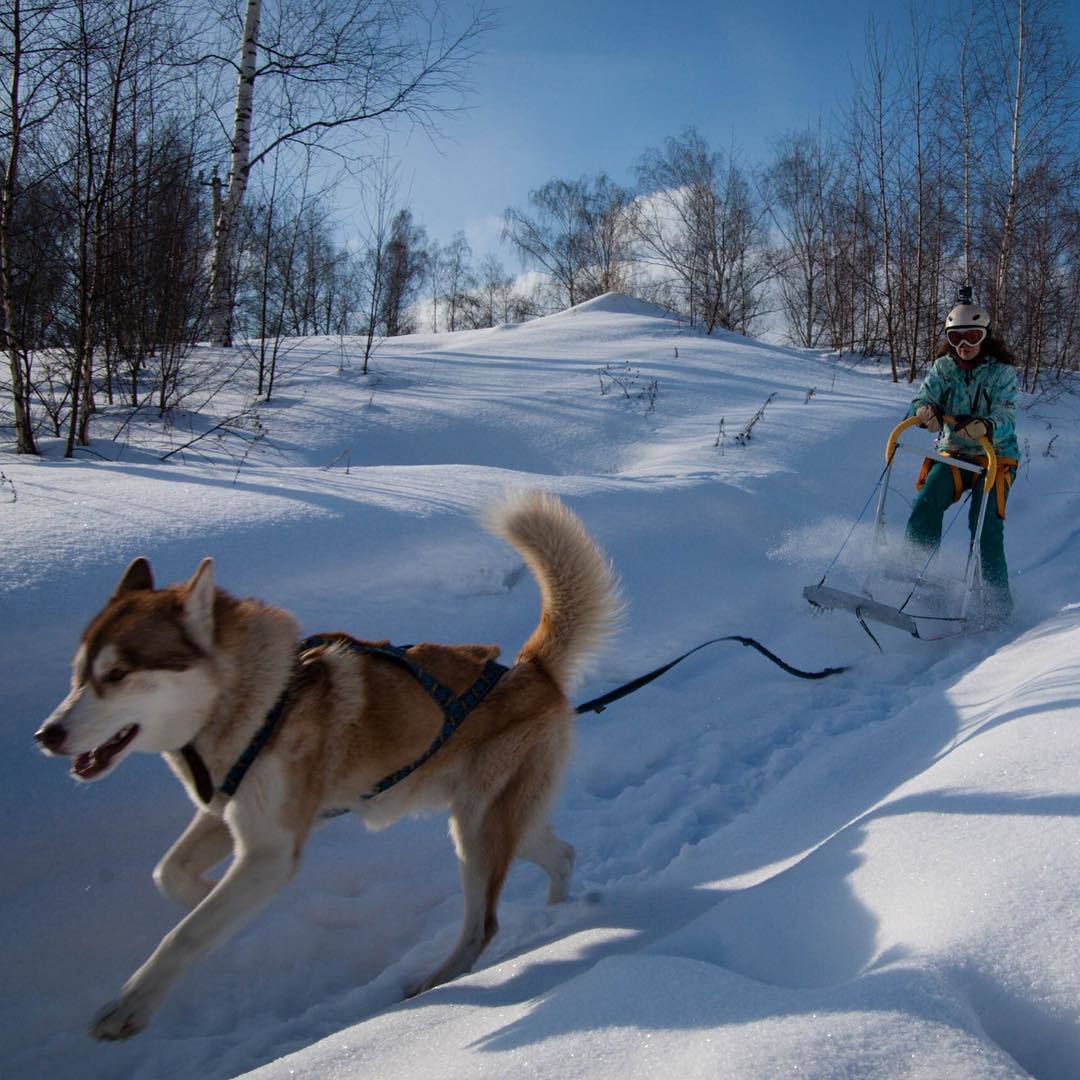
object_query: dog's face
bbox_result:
[35,558,221,781]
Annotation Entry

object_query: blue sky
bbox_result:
[357,0,1078,267]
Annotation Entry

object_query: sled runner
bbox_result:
[804,415,998,642]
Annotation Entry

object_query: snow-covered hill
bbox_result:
[3,295,1078,1078]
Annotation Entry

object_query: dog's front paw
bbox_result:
[89,995,150,1041]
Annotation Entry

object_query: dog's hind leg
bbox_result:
[518,822,575,904]
[408,755,558,998]
[405,812,512,997]
[153,810,232,910]
[406,792,522,998]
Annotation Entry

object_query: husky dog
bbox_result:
[35,491,619,1040]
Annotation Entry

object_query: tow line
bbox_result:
[576,635,848,715]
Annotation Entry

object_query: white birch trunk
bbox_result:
[958,31,974,285]
[209,0,261,348]
[994,0,1025,316]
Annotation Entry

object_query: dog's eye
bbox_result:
[102,667,128,685]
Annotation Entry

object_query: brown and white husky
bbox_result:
[35,491,619,1040]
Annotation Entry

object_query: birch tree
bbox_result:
[0,0,63,453]
[764,128,833,348]
[425,238,445,332]
[442,231,473,332]
[503,177,592,309]
[206,0,491,346]
[357,149,400,373]
[980,0,1076,319]
[858,22,901,379]
[579,173,633,297]
[633,129,769,335]
[379,208,426,337]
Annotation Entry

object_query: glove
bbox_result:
[953,415,989,440]
[915,403,942,433]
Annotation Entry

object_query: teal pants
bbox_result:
[905,461,1013,598]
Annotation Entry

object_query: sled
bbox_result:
[804,415,998,641]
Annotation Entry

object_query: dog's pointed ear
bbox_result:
[113,557,154,599]
[182,558,216,654]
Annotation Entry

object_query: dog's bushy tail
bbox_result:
[484,491,621,689]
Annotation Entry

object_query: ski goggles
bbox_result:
[946,327,986,347]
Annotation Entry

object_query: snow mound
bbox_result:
[552,291,680,321]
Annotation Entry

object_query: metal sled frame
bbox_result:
[805,416,998,639]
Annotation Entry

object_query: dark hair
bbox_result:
[934,333,1017,365]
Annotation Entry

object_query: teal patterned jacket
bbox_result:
[906,353,1019,460]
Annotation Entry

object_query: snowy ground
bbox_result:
[2,294,1078,1079]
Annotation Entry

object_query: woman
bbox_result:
[905,296,1019,623]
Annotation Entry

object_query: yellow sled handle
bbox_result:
[885,415,997,492]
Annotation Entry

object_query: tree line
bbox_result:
[1,0,1075,459]
[502,0,1076,391]
[0,0,490,455]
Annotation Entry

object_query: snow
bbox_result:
[2,293,1078,1079]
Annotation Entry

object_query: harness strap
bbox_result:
[299,634,508,727]
[299,635,508,800]
[220,660,305,797]
[916,454,1018,520]
[916,456,964,501]
[992,456,1018,519]
[193,636,508,806]
[362,655,506,799]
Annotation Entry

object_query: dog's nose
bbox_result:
[35,724,67,753]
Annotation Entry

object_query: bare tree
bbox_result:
[206,0,492,346]
[246,148,299,396]
[2,0,213,453]
[991,0,1028,315]
[58,0,180,452]
[579,172,634,297]
[424,237,445,331]
[442,230,472,331]
[978,1,1077,323]
[503,177,592,309]
[355,148,400,373]
[763,128,834,348]
[857,20,901,379]
[901,3,933,381]
[473,253,513,326]
[634,128,770,335]
[379,207,426,336]
[0,0,67,453]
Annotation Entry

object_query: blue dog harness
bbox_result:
[181,635,508,806]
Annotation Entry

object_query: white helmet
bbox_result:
[945,302,991,334]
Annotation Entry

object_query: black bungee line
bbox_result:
[575,634,849,715]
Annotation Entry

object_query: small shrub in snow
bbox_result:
[597,362,659,414]
[735,392,778,445]
[714,419,726,455]
[323,448,352,474]
[159,407,266,479]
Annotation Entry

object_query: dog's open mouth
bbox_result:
[72,724,140,780]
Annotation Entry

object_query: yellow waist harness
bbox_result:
[916,453,1018,520]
